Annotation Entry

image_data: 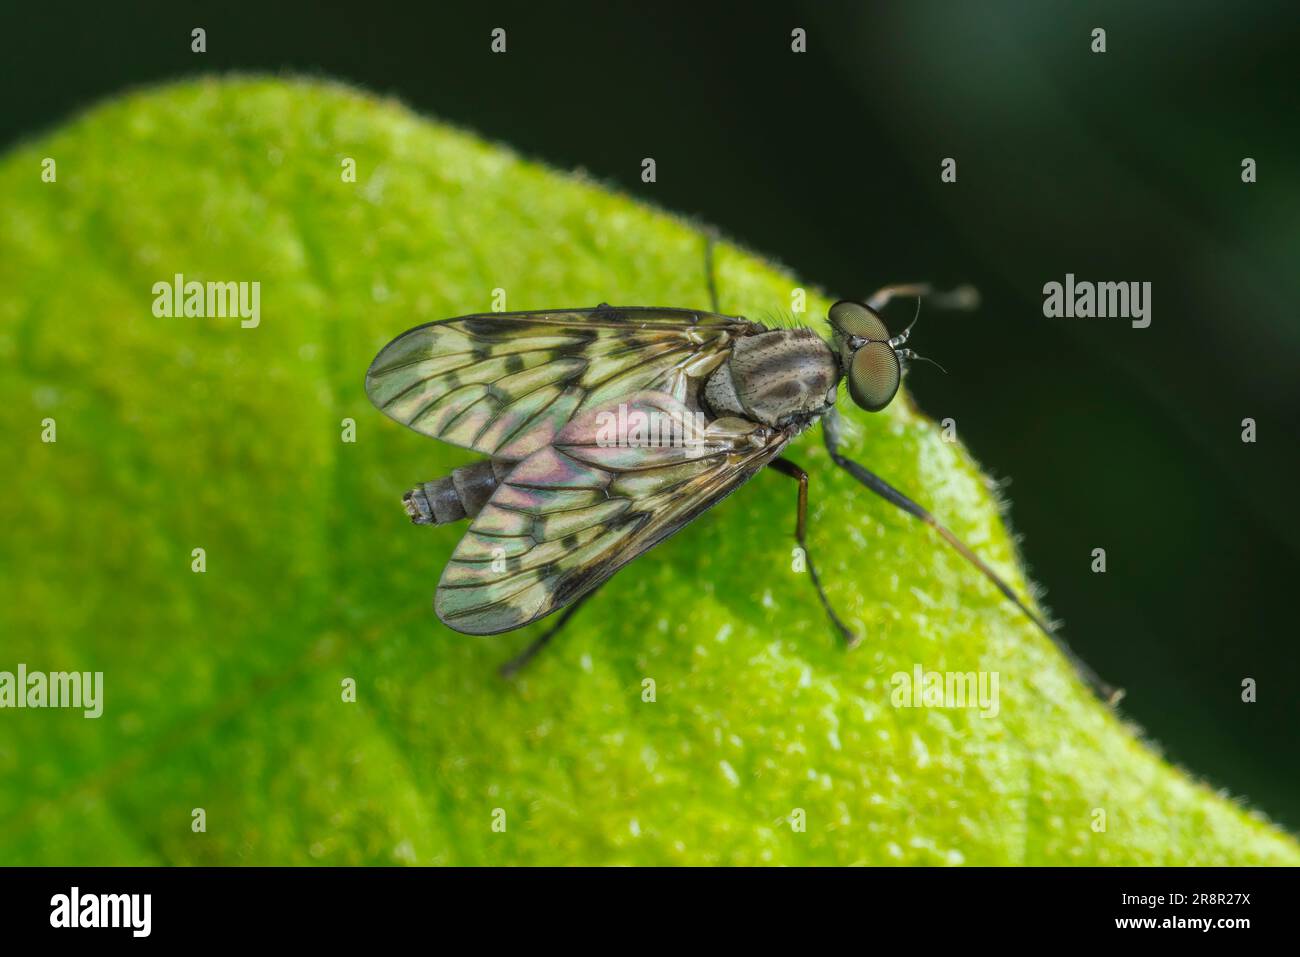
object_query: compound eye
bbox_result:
[828,300,889,341]
[848,342,901,412]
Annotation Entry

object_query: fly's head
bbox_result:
[826,299,943,412]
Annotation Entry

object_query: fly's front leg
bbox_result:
[769,457,861,648]
[866,282,979,314]
[820,407,1120,703]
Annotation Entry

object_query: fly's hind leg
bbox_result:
[498,586,604,679]
[769,457,861,648]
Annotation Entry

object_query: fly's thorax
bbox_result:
[704,328,840,428]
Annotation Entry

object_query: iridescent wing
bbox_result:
[365,306,753,461]
[434,392,791,635]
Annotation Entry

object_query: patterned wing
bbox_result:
[434,392,790,635]
[365,306,751,461]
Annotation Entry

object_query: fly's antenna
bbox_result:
[897,348,947,374]
[888,297,923,348]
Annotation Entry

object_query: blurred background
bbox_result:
[2,1,1296,831]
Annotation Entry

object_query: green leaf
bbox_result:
[0,76,1294,865]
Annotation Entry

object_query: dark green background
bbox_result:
[3,2,1296,831]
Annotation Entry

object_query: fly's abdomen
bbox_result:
[404,459,513,525]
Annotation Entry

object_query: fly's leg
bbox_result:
[498,586,603,679]
[703,231,721,314]
[820,407,1120,703]
[866,282,980,314]
[769,457,861,648]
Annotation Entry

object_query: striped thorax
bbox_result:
[703,327,841,430]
